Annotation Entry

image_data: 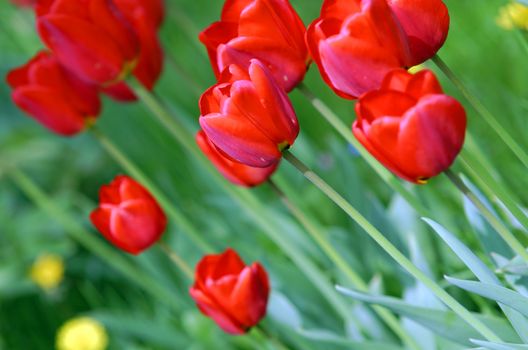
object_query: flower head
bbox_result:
[30,254,64,290]
[56,317,108,350]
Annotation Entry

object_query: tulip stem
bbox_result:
[432,55,528,169]
[282,150,502,342]
[444,169,528,261]
[267,179,421,350]
[296,83,430,218]
[90,127,214,253]
[7,167,182,312]
[129,78,355,324]
[252,325,291,350]
[158,242,194,279]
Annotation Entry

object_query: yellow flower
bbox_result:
[56,317,108,350]
[497,2,528,30]
[29,254,64,290]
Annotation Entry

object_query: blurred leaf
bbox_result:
[336,286,520,346]
[471,339,528,350]
[446,277,528,317]
[267,291,302,329]
[296,328,404,350]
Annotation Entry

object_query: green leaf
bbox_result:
[446,277,528,317]
[424,218,528,342]
[471,339,528,350]
[296,328,404,350]
[336,286,520,346]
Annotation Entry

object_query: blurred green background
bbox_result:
[1,0,527,349]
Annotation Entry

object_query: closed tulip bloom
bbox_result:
[353,69,466,184]
[196,130,278,187]
[190,248,270,335]
[104,0,165,101]
[199,60,299,168]
[307,0,449,99]
[90,175,167,254]
[6,51,101,136]
[37,0,140,85]
[387,0,449,65]
[199,0,309,92]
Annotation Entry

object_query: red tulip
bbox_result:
[199,60,299,168]
[196,130,278,187]
[90,175,167,254]
[104,0,165,101]
[352,69,466,184]
[387,0,449,66]
[189,248,270,335]
[37,0,140,85]
[6,51,101,136]
[199,0,309,92]
[307,0,449,99]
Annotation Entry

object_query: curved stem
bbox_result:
[8,168,182,312]
[444,169,528,262]
[159,242,194,279]
[128,78,353,323]
[267,179,421,350]
[282,150,502,342]
[90,127,213,253]
[296,83,429,217]
[432,55,528,169]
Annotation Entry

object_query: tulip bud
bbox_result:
[90,175,167,254]
[200,0,309,92]
[6,51,101,136]
[104,0,165,101]
[196,130,279,187]
[352,69,466,184]
[199,59,299,168]
[307,0,449,99]
[190,248,270,335]
[37,0,140,85]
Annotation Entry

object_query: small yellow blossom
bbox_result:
[496,2,528,30]
[56,317,108,350]
[29,254,64,290]
[408,64,426,74]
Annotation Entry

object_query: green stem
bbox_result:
[90,127,213,253]
[267,180,421,350]
[516,30,528,57]
[282,150,502,342]
[8,168,182,312]
[252,325,291,350]
[444,169,528,262]
[432,55,528,169]
[128,79,353,324]
[296,83,429,217]
[159,242,194,279]
[459,152,528,233]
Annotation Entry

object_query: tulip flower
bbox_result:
[37,0,140,85]
[6,51,101,136]
[189,248,270,335]
[90,175,167,254]
[199,60,299,168]
[196,130,278,187]
[104,0,165,101]
[352,69,466,184]
[199,0,309,92]
[307,0,449,99]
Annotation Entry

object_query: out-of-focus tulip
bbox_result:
[196,130,278,187]
[496,2,528,30]
[199,0,309,92]
[307,0,449,99]
[104,0,165,101]
[189,248,270,335]
[37,0,140,85]
[6,51,101,136]
[90,175,167,255]
[56,317,108,350]
[353,69,466,184]
[199,60,299,168]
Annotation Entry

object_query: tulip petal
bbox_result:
[12,87,87,136]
